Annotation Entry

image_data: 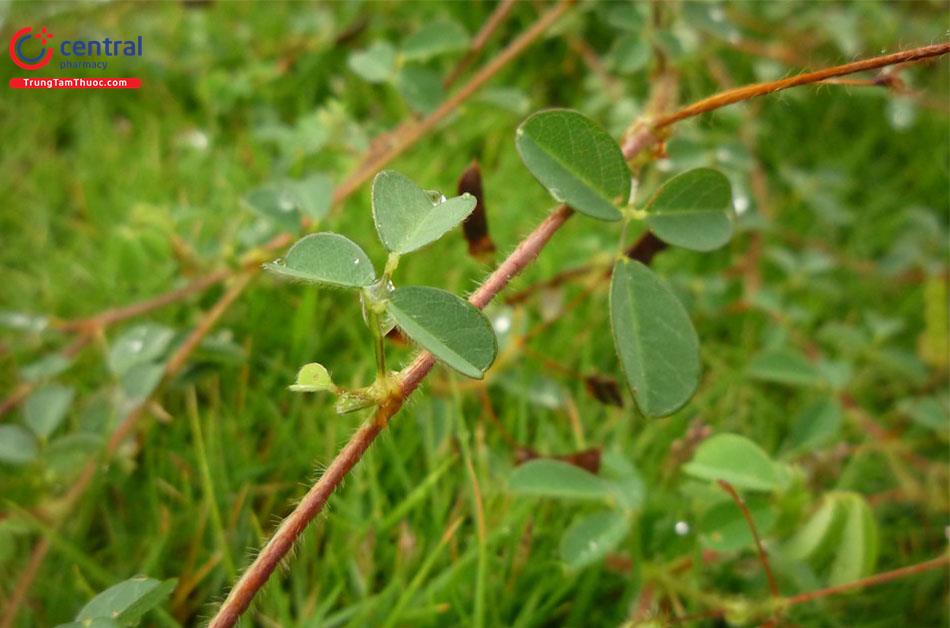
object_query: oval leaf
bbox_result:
[0,425,37,466]
[23,383,74,439]
[77,576,176,624]
[107,323,175,377]
[385,286,496,378]
[609,259,700,417]
[509,459,614,501]
[747,349,825,388]
[828,494,878,586]
[348,41,397,83]
[372,171,476,254]
[785,497,845,562]
[645,167,734,251]
[264,233,376,288]
[401,19,470,62]
[683,433,782,492]
[516,109,630,221]
[559,510,629,569]
[21,353,72,382]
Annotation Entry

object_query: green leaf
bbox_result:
[559,511,630,569]
[509,459,615,501]
[683,434,783,492]
[385,286,496,378]
[609,259,700,417]
[107,324,175,377]
[748,349,825,387]
[784,398,843,455]
[348,41,397,83]
[599,1,646,31]
[76,576,176,625]
[372,171,476,254]
[289,363,336,393]
[645,168,734,251]
[21,353,72,382]
[396,65,445,115]
[23,384,74,439]
[292,173,334,222]
[898,395,949,433]
[401,19,469,61]
[610,34,650,74]
[516,109,630,221]
[244,182,303,231]
[828,494,877,586]
[601,452,646,511]
[0,425,38,466]
[700,496,776,552]
[785,496,845,562]
[120,363,165,402]
[264,233,376,288]
[56,619,119,628]
[45,433,104,479]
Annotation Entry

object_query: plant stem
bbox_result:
[443,0,518,89]
[653,43,950,130]
[368,309,387,378]
[717,480,779,598]
[783,554,950,605]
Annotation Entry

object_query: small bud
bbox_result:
[289,363,336,393]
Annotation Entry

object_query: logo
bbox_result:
[10,26,54,70]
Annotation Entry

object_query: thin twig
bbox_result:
[56,268,232,333]
[668,554,950,624]
[0,538,49,628]
[783,554,950,605]
[717,480,780,598]
[653,43,950,129]
[444,0,518,88]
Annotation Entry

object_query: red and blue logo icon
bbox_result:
[10,26,55,70]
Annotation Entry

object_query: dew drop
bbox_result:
[492,312,512,334]
[425,189,448,205]
[278,192,296,213]
[734,195,750,215]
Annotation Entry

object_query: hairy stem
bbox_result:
[653,43,950,129]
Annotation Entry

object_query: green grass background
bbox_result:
[0,1,947,626]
